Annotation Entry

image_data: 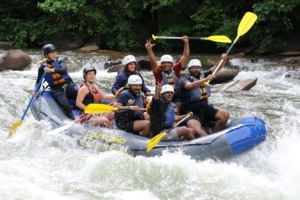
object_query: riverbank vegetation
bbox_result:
[1,0,299,52]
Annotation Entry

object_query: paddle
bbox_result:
[84,103,146,114]
[152,34,232,43]
[146,113,192,152]
[205,12,258,85]
[8,73,46,138]
[47,114,89,135]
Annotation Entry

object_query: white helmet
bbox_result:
[160,55,173,63]
[188,59,202,69]
[160,84,174,94]
[127,75,142,85]
[122,55,137,65]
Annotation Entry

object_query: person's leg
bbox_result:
[66,83,78,100]
[186,118,207,137]
[213,108,230,132]
[51,89,74,119]
[133,120,151,137]
[176,127,194,141]
[89,115,113,128]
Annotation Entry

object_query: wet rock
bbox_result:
[0,49,31,71]
[279,56,300,64]
[211,69,239,84]
[212,78,258,92]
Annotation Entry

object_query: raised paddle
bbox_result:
[152,34,232,43]
[205,12,258,85]
[8,73,46,138]
[84,103,146,114]
[146,113,192,152]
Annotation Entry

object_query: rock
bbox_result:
[212,78,258,92]
[0,41,13,48]
[279,56,300,64]
[107,64,123,73]
[0,49,31,71]
[210,69,239,84]
[80,44,99,51]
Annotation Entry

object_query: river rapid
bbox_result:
[0,49,300,200]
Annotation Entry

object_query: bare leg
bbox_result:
[213,109,230,133]
[176,127,194,141]
[133,120,151,137]
[187,119,207,137]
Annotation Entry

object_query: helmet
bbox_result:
[42,44,56,56]
[122,55,137,66]
[160,55,173,63]
[83,66,97,79]
[161,84,174,94]
[127,75,142,85]
[188,59,202,69]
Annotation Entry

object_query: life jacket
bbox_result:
[43,59,71,87]
[161,70,180,94]
[82,83,101,105]
[164,101,176,128]
[188,74,211,102]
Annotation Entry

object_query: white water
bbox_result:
[1,50,300,200]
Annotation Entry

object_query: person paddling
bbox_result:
[35,44,78,120]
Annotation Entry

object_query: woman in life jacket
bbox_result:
[35,44,78,120]
[111,55,151,96]
[76,66,115,128]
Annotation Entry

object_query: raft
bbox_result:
[30,90,267,161]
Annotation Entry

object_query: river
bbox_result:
[0,49,300,200]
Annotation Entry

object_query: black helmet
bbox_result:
[83,66,97,79]
[42,44,56,56]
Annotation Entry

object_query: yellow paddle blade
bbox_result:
[7,120,23,138]
[204,35,232,43]
[237,12,258,38]
[152,34,158,40]
[85,104,118,114]
[146,132,166,152]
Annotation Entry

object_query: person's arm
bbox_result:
[183,75,215,90]
[153,82,162,100]
[35,66,44,86]
[145,39,159,74]
[179,36,189,68]
[76,86,89,110]
[95,85,116,100]
[210,53,227,74]
[54,58,68,74]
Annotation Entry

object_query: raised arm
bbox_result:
[179,36,190,68]
[210,53,227,75]
[145,39,158,74]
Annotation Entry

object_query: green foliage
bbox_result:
[0,0,299,51]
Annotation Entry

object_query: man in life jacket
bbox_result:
[145,36,190,114]
[112,75,150,137]
[76,66,115,128]
[150,83,207,141]
[35,44,78,119]
[180,56,230,133]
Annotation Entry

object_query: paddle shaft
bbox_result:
[154,36,206,40]
[166,114,191,133]
[21,74,45,120]
[211,12,257,77]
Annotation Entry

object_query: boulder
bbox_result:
[279,56,300,64]
[212,78,258,92]
[211,69,239,84]
[0,49,31,71]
